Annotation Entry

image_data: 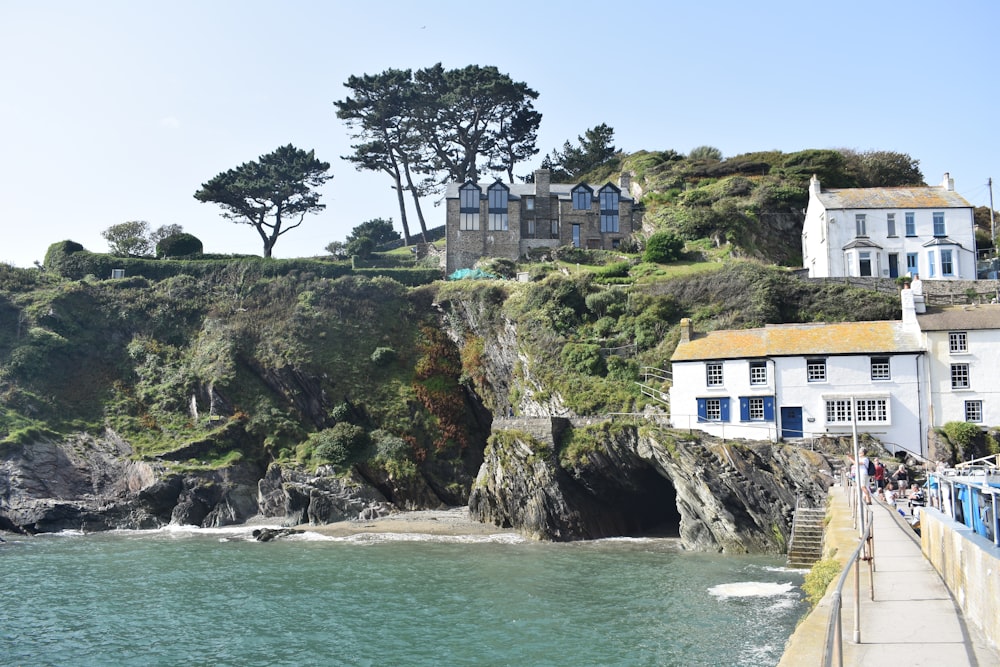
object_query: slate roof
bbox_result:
[817,185,972,210]
[916,303,1000,331]
[671,320,923,362]
[444,180,633,201]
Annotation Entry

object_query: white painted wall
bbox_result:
[923,329,1000,428]
[670,353,927,456]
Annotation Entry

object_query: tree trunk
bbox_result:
[401,163,428,242]
[392,175,413,246]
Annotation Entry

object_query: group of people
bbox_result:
[848,448,924,512]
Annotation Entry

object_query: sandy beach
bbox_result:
[294,507,518,538]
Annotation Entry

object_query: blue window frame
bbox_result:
[886,213,896,237]
[739,396,775,422]
[905,212,916,236]
[571,224,581,248]
[572,185,592,210]
[906,252,918,275]
[599,186,620,232]
[928,250,936,277]
[697,397,730,422]
[933,212,946,236]
[941,248,954,275]
[459,183,481,231]
[487,182,509,231]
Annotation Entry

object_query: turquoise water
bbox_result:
[1,527,807,666]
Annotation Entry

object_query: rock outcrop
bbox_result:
[470,418,832,552]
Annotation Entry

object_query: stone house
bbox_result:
[669,288,929,456]
[444,168,642,274]
[801,173,977,280]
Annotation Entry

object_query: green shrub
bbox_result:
[156,233,204,258]
[370,347,397,366]
[643,231,685,263]
[311,423,368,466]
[560,343,606,376]
[802,557,842,607]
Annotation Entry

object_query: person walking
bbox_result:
[850,448,873,505]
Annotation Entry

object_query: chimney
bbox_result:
[679,318,692,343]
[810,174,821,196]
[534,168,551,199]
[941,172,954,191]
[900,286,918,329]
[619,171,631,195]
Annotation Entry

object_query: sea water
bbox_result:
[1,527,808,666]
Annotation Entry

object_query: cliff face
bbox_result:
[469,418,831,551]
[3,270,833,549]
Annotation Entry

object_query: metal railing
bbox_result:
[823,477,876,667]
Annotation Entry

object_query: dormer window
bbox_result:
[487,182,509,231]
[459,183,481,231]
[599,185,620,232]
[572,185,592,210]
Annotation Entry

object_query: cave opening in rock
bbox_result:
[615,468,682,538]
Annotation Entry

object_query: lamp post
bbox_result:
[851,396,866,539]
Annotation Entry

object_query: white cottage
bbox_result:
[669,290,929,457]
[916,303,1000,429]
[801,173,977,280]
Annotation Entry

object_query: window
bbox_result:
[807,359,826,382]
[487,183,509,231]
[941,249,954,276]
[527,219,536,237]
[855,214,867,237]
[459,183,480,231]
[928,250,936,277]
[886,213,896,237]
[825,398,889,424]
[951,363,970,389]
[870,356,890,381]
[739,396,775,422]
[697,397,730,422]
[965,400,983,423]
[948,332,967,353]
[933,212,946,236]
[571,224,581,248]
[599,186,620,232]
[859,251,872,277]
[906,252,918,275]
[524,196,534,211]
[706,362,724,386]
[572,186,591,210]
[749,361,767,385]
[551,219,559,237]
[905,212,916,236]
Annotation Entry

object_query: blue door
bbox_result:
[781,407,803,439]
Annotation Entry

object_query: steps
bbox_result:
[786,505,826,568]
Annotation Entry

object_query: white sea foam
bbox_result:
[707,581,795,599]
[288,531,528,545]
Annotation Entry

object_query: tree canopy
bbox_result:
[193,144,332,258]
[541,124,618,182]
[102,221,153,257]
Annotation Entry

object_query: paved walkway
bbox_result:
[779,484,1000,666]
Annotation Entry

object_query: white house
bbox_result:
[916,303,1000,429]
[801,173,977,280]
[669,290,929,457]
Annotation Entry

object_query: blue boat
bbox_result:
[927,456,1000,547]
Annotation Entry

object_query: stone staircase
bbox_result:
[786,505,826,568]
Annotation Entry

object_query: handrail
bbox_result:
[823,504,875,667]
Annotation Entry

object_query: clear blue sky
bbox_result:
[3,0,998,267]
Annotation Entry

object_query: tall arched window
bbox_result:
[599,185,620,232]
[459,183,481,231]
[572,185,592,210]
[487,182,509,231]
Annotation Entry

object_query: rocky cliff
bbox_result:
[469,418,831,551]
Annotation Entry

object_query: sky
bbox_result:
[2,0,999,268]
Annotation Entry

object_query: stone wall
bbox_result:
[921,508,1000,649]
